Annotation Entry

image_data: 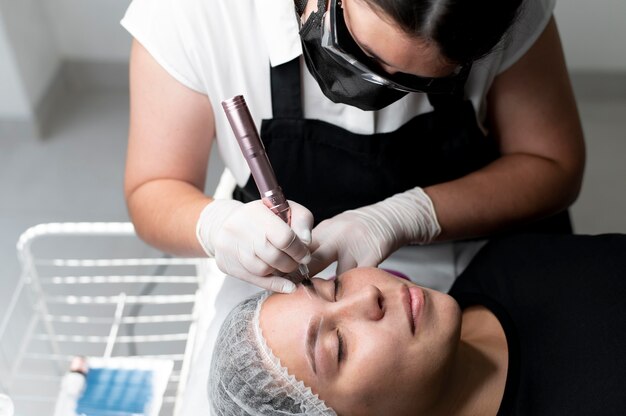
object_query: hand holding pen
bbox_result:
[194,96,314,293]
[222,95,311,279]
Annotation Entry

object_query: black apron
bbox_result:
[234,57,571,235]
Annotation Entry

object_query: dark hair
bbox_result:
[363,0,525,64]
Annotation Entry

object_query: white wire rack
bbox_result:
[0,223,206,416]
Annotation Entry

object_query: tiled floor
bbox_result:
[1,88,625,320]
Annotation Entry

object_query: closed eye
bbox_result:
[334,278,341,301]
[337,329,345,363]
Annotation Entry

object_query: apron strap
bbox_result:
[270,57,303,119]
[427,90,465,110]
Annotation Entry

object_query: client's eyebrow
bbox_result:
[306,315,322,374]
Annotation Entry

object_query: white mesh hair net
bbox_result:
[208,291,337,416]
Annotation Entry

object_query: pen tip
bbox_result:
[298,263,310,280]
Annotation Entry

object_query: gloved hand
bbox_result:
[196,199,313,293]
[309,187,441,275]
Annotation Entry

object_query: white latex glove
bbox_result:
[196,199,313,293]
[309,187,441,275]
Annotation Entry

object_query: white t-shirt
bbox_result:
[121,0,555,188]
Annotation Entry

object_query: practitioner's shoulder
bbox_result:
[450,233,626,298]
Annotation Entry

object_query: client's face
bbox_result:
[259,267,461,416]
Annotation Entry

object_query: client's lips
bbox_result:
[404,286,424,335]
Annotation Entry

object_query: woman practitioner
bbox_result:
[121,0,584,293]
[210,233,626,415]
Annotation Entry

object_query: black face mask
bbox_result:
[298,0,408,111]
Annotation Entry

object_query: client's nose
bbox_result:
[335,285,384,321]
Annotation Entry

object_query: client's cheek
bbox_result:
[324,387,376,416]
[319,366,387,416]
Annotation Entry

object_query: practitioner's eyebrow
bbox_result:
[342,4,394,68]
[358,40,393,67]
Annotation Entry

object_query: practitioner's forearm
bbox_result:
[427,18,585,241]
[126,179,212,256]
[426,152,583,241]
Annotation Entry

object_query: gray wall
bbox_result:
[0,0,625,136]
[28,0,626,70]
[0,0,60,138]
[0,0,60,117]
[0,15,30,118]
[555,0,626,71]
[43,0,131,61]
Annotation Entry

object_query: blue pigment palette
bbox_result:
[76,368,154,415]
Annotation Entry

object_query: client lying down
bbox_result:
[209,234,626,415]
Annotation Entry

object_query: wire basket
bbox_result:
[0,223,206,416]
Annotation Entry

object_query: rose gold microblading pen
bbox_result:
[222,95,310,280]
